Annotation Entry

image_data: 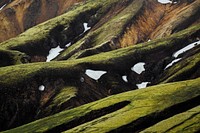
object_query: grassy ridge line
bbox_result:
[0,23,200,87]
[2,77,200,133]
[58,0,144,60]
[0,0,124,50]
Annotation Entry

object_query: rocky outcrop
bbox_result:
[0,0,199,132]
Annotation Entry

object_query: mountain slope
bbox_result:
[0,0,199,132]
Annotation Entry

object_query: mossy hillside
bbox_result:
[42,86,78,115]
[2,78,200,133]
[0,23,199,87]
[0,0,120,50]
[140,105,200,133]
[160,52,200,83]
[57,0,145,60]
[0,48,27,65]
[0,0,131,51]
[0,60,82,87]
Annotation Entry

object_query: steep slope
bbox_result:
[0,23,199,131]
[0,0,83,43]
[0,0,199,132]
[2,78,200,133]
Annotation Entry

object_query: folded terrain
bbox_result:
[0,0,199,132]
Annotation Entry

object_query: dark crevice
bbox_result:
[164,112,200,132]
[45,101,130,133]
[109,95,200,133]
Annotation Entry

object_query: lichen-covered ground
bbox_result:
[0,0,199,132]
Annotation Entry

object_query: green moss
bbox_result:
[160,52,200,83]
[53,86,77,106]
[0,49,27,65]
[58,0,144,60]
[2,78,200,133]
[141,106,200,133]
[0,60,81,87]
[43,86,78,113]
[0,1,102,49]
[0,23,199,87]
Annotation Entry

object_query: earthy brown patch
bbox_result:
[119,0,198,47]
[0,0,84,43]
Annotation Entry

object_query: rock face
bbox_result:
[0,0,199,132]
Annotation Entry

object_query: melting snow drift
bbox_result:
[136,82,150,89]
[164,40,200,70]
[173,40,200,58]
[131,62,146,74]
[85,69,107,80]
[165,58,182,69]
[122,76,128,82]
[157,0,172,4]
[46,46,64,62]
[83,23,91,33]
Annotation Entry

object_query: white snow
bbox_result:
[131,62,146,74]
[0,4,7,10]
[83,23,91,33]
[39,85,45,91]
[136,82,150,89]
[122,75,128,82]
[65,42,71,47]
[165,58,182,69]
[157,0,172,4]
[85,69,107,80]
[173,40,200,58]
[46,45,64,62]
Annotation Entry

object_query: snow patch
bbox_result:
[122,75,128,82]
[136,82,150,89]
[65,42,72,47]
[85,69,107,80]
[131,62,146,74]
[46,45,64,62]
[83,23,91,33]
[157,0,172,4]
[0,4,7,10]
[165,58,182,69]
[39,85,45,91]
[173,40,200,58]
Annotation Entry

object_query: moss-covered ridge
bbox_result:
[0,0,127,50]
[0,1,100,49]
[141,105,200,133]
[0,23,199,87]
[0,0,199,65]
[57,0,144,60]
[2,77,200,133]
[0,48,28,67]
[0,0,140,65]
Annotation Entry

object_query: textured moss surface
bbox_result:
[0,23,199,87]
[141,106,200,133]
[0,0,122,50]
[0,1,199,132]
[2,78,200,133]
[58,0,144,60]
